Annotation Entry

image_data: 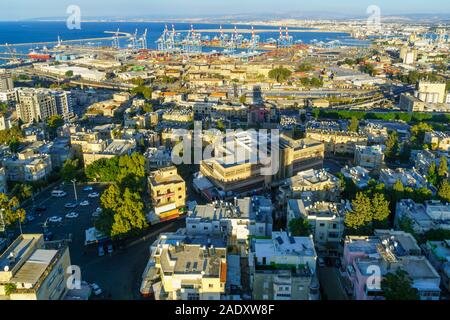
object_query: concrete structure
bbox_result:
[306,129,367,155]
[422,240,450,292]
[151,242,227,300]
[360,123,388,144]
[144,146,173,170]
[249,231,318,300]
[186,196,273,252]
[287,199,347,249]
[0,234,71,300]
[424,131,450,152]
[343,230,441,300]
[415,81,447,104]
[82,139,136,167]
[341,166,371,189]
[278,169,341,207]
[148,166,186,222]
[395,199,450,233]
[14,88,73,123]
[200,132,324,197]
[1,149,52,182]
[380,167,428,189]
[0,166,7,194]
[0,71,13,92]
[354,145,385,172]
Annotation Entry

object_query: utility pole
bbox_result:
[17,212,23,235]
[71,179,78,203]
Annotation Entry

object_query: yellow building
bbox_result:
[199,132,324,195]
[306,129,367,155]
[153,243,227,300]
[0,234,71,300]
[148,166,186,221]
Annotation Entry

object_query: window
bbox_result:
[209,284,214,288]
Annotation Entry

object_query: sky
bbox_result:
[1,0,449,20]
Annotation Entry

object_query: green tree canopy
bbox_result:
[348,117,359,132]
[384,131,399,160]
[381,270,419,300]
[0,193,26,229]
[288,217,311,237]
[269,66,292,83]
[427,162,438,187]
[65,70,74,78]
[438,180,450,203]
[60,158,80,182]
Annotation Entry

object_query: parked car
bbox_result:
[88,192,100,198]
[98,246,105,257]
[80,200,90,206]
[64,202,78,209]
[34,205,47,212]
[90,283,102,296]
[83,186,94,191]
[107,244,113,255]
[318,258,326,268]
[48,216,62,223]
[51,190,67,198]
[44,231,54,241]
[65,212,79,219]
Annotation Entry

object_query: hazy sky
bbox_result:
[1,0,449,20]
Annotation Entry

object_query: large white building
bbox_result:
[186,196,273,252]
[395,199,450,233]
[249,231,319,300]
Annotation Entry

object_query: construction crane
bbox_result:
[138,28,148,49]
[248,26,260,51]
[112,28,121,49]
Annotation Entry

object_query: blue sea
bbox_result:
[0,21,370,64]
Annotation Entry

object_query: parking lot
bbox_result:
[20,182,185,299]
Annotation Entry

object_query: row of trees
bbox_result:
[86,153,148,239]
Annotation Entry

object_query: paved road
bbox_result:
[19,182,186,299]
[318,266,348,300]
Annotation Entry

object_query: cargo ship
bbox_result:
[28,50,52,61]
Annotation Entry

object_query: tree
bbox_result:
[142,103,153,113]
[384,131,399,160]
[85,157,120,183]
[0,193,26,229]
[371,193,390,228]
[10,183,33,202]
[46,115,64,137]
[381,270,419,300]
[216,120,225,131]
[268,66,292,83]
[296,63,313,72]
[348,117,359,132]
[345,192,373,231]
[398,216,415,235]
[117,153,146,190]
[60,158,80,182]
[110,188,147,238]
[438,156,448,182]
[438,180,450,203]
[392,179,405,204]
[0,126,23,146]
[427,162,438,186]
[239,94,247,105]
[411,123,433,148]
[288,217,311,237]
[65,70,74,78]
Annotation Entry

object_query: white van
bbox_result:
[51,190,67,197]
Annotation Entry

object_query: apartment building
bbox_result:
[2,149,52,182]
[415,81,447,104]
[278,168,341,208]
[82,139,136,167]
[380,167,428,189]
[0,234,71,300]
[306,129,367,155]
[151,243,227,300]
[0,166,7,194]
[287,199,347,249]
[249,231,319,300]
[186,196,273,251]
[343,230,441,300]
[395,199,450,234]
[424,131,450,152]
[340,166,371,189]
[148,166,186,222]
[15,88,73,123]
[0,71,14,92]
[360,123,389,144]
[354,145,385,172]
[144,146,173,170]
[422,240,450,292]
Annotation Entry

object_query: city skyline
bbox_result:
[1,0,450,21]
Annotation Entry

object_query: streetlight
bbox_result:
[71,179,78,203]
[17,212,23,235]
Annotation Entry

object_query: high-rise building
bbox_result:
[15,88,73,124]
[0,71,14,92]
